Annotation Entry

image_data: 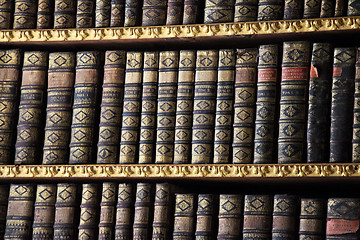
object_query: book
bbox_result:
[32,184,57,240]
[37,0,53,28]
[98,182,118,240]
[334,0,346,16]
[307,43,333,163]
[76,0,95,28]
[166,0,183,25]
[142,0,167,26]
[213,49,235,164]
[115,183,134,239]
[0,185,8,238]
[43,52,76,165]
[173,194,196,240]
[14,51,48,165]
[133,183,153,239]
[254,45,279,164]
[232,48,258,164]
[124,0,141,27]
[320,0,334,17]
[54,0,76,28]
[234,0,258,22]
[195,194,217,239]
[303,0,321,18]
[119,51,143,164]
[217,194,243,239]
[95,0,111,27]
[0,0,12,29]
[257,0,283,20]
[204,0,235,23]
[138,51,159,164]
[283,0,304,19]
[183,0,201,24]
[97,50,126,164]
[13,0,37,29]
[353,47,360,162]
[299,198,325,240]
[110,0,124,27]
[278,41,311,164]
[348,0,360,16]
[69,51,102,164]
[330,48,355,163]
[155,51,179,164]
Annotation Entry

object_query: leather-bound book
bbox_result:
[173,194,196,240]
[155,51,179,164]
[307,43,333,163]
[348,0,360,16]
[0,0,12,29]
[272,195,298,240]
[76,0,95,28]
[334,0,346,16]
[166,0,183,25]
[303,0,321,18]
[257,0,283,20]
[183,0,201,24]
[284,0,304,19]
[54,0,76,28]
[69,51,102,164]
[204,0,235,23]
[97,50,126,164]
[37,0,53,28]
[110,0,125,27]
[13,0,37,29]
[234,0,258,22]
[278,41,311,164]
[14,51,48,165]
[95,0,111,27]
[320,0,334,17]
[138,52,159,164]
[299,198,325,240]
[217,194,243,239]
[353,48,360,162]
[115,183,134,239]
[43,52,76,165]
[133,183,154,239]
[213,49,235,164]
[142,0,167,26]
[0,185,8,239]
[330,48,355,163]
[195,194,217,240]
[98,182,118,240]
[124,0,142,26]
[232,48,258,164]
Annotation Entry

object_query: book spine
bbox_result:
[37,0,53,28]
[330,48,355,163]
[110,0,125,27]
[217,194,243,239]
[98,182,118,240]
[4,184,35,240]
[334,0,346,16]
[213,49,235,164]
[69,51,101,164]
[0,0,12,29]
[76,0,95,28]
[191,50,218,164]
[119,52,143,164]
[320,0,334,17]
[278,41,311,164]
[133,183,153,239]
[307,43,332,163]
[0,185,8,239]
[303,0,321,18]
[0,49,22,164]
[173,50,196,164]
[124,0,141,27]
[138,51,159,164]
[54,0,76,28]
[272,195,298,240]
[14,51,48,165]
[115,183,134,240]
[204,0,235,23]
[284,0,304,19]
[155,51,179,164]
[195,194,217,240]
[234,0,258,22]
[32,184,57,240]
[97,50,126,164]
[299,198,325,240]
[183,0,200,24]
[232,48,258,164]
[347,0,360,16]
[43,52,76,165]
[257,0,283,20]
[95,0,111,27]
[53,183,79,240]
[173,194,196,240]
[142,0,167,26]
[353,48,360,162]
[166,0,183,25]
[13,0,37,29]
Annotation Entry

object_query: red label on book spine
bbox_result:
[310,65,318,78]
[333,67,342,77]
[258,69,277,82]
[281,67,308,80]
[326,219,360,235]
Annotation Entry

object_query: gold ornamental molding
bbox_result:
[0,17,359,44]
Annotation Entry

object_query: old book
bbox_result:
[43,52,76,165]
[32,184,57,240]
[166,0,183,25]
[37,0,53,28]
[0,185,8,238]
[217,194,243,239]
[98,182,118,240]
[330,48,355,163]
[76,0,95,28]
[192,50,218,164]
[326,198,360,239]
[97,50,126,164]
[95,0,111,27]
[115,183,134,239]
[124,0,141,27]
[119,52,143,164]
[138,52,159,164]
[173,50,196,164]
[204,0,235,23]
[173,194,196,240]
[69,51,102,164]
[53,183,79,240]
[299,198,325,240]
[183,0,201,24]
[110,0,125,27]
[307,43,333,163]
[14,51,48,165]
[213,49,235,164]
[353,48,360,162]
[257,0,283,20]
[320,0,334,17]
[348,0,360,16]
[54,0,76,28]
[303,0,321,18]
[254,45,279,164]
[0,0,12,29]
[133,183,154,239]
[284,0,304,19]
[234,0,258,22]
[334,0,346,16]
[155,51,179,164]
[4,184,35,239]
[13,0,37,29]
[142,0,167,26]
[232,48,258,164]
[0,49,22,164]
[195,194,217,240]
[272,195,298,240]
[278,41,311,164]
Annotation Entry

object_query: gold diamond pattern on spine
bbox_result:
[0,185,8,238]
[173,194,196,240]
[124,0,141,27]
[142,0,167,26]
[334,0,345,16]
[53,183,79,240]
[183,0,201,24]
[32,184,57,240]
[14,51,48,165]
[0,49,21,164]
[133,183,153,239]
[284,0,304,19]
[43,52,76,165]
[95,0,111,27]
[330,48,355,163]
[13,0,37,29]
[191,50,218,164]
[217,194,243,239]
[174,50,196,164]
[213,49,235,163]
[353,48,360,162]
[272,195,298,239]
[155,51,179,164]
[110,0,125,27]
[54,0,76,28]
[320,0,333,17]
[299,198,324,240]
[119,52,143,164]
[254,45,279,164]
[76,0,95,28]
[37,0,52,28]
[139,52,159,164]
[347,0,360,16]
[303,0,321,18]
[166,0,184,25]
[278,41,311,164]
[115,183,134,239]
[204,0,235,23]
[97,50,126,164]
[0,0,12,29]
[257,0,283,20]
[4,184,35,240]
[234,0,258,22]
[232,48,257,164]
[195,194,217,239]
[98,182,117,240]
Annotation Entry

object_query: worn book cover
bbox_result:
[13,0,37,29]
[204,0,235,23]
[95,0,111,27]
[217,194,243,239]
[142,0,167,26]
[76,0,95,28]
[133,183,154,239]
[98,182,118,240]
[54,0,76,28]
[234,0,258,22]
[257,0,283,20]
[173,194,196,240]
[115,183,134,239]
[299,198,325,240]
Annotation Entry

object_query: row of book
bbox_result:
[3,0,360,30]
[0,182,358,239]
